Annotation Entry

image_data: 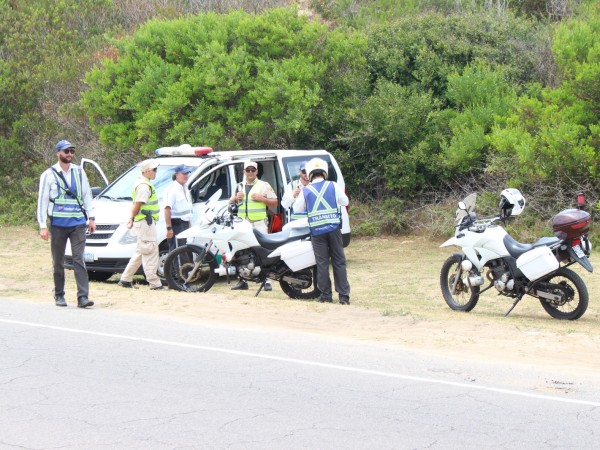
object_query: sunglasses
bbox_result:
[62,148,75,155]
[245,168,257,173]
[152,167,158,172]
[300,170,306,174]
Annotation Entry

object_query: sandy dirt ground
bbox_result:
[1,226,600,384]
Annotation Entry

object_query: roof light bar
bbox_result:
[155,144,213,156]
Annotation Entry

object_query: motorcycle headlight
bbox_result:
[119,229,138,245]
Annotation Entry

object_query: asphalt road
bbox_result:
[1,297,599,449]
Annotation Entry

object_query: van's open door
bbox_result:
[81,158,110,197]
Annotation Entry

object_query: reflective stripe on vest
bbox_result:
[239,180,267,221]
[50,167,86,227]
[289,180,307,221]
[133,179,160,222]
[304,180,340,236]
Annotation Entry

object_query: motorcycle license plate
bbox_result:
[573,245,585,259]
[84,252,95,263]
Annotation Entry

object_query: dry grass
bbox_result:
[2,224,598,328]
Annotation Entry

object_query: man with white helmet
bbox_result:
[292,157,351,304]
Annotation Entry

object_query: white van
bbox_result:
[66,146,351,281]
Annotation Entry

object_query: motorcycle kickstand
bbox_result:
[504,294,524,317]
[255,280,267,297]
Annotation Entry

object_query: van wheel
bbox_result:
[157,248,169,285]
[87,271,113,282]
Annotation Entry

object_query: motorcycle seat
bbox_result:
[503,235,561,258]
[253,228,310,250]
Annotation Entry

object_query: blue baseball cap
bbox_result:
[55,140,74,152]
[174,164,193,174]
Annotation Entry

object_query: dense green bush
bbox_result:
[83,8,366,162]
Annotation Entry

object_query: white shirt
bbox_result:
[281,179,308,209]
[37,163,95,229]
[292,177,349,213]
[163,180,192,221]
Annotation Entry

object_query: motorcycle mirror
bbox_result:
[458,201,467,210]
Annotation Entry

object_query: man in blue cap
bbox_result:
[281,161,309,223]
[163,164,194,251]
[37,139,95,308]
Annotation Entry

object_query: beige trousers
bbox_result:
[120,220,162,288]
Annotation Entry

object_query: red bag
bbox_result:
[269,213,283,233]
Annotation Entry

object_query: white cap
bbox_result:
[139,159,159,172]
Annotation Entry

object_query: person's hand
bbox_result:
[167,229,174,238]
[127,218,134,229]
[251,193,264,202]
[293,187,301,198]
[235,191,244,202]
[88,219,96,234]
[40,229,49,241]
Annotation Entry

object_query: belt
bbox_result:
[171,218,190,225]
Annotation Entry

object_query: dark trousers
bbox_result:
[50,224,89,299]
[312,228,350,300]
[167,219,190,252]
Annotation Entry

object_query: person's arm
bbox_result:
[254,182,278,208]
[164,206,174,238]
[292,190,307,213]
[37,170,51,240]
[126,184,149,229]
[163,185,175,238]
[335,183,349,207]
[281,182,294,209]
[127,202,144,229]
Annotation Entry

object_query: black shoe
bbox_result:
[118,280,134,288]
[150,286,166,291]
[340,296,350,305]
[77,297,94,308]
[264,281,272,292]
[231,280,248,290]
[318,296,333,303]
[54,294,67,307]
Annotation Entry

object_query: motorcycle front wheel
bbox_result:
[164,246,218,292]
[440,254,480,311]
[536,267,588,320]
[279,266,320,300]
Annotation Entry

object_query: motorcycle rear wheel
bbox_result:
[164,246,218,292]
[279,266,320,300]
[536,267,588,320]
[440,254,480,311]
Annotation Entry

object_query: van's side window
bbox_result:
[282,156,337,183]
[193,168,230,202]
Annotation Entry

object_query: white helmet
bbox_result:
[305,158,328,181]
[499,188,526,217]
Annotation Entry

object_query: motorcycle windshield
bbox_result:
[456,193,477,223]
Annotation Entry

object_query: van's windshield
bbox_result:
[97,164,182,201]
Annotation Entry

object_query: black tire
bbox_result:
[440,254,480,311]
[87,271,113,282]
[164,246,218,292]
[156,247,170,284]
[536,267,588,320]
[279,266,320,300]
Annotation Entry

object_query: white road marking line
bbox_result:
[2,317,599,408]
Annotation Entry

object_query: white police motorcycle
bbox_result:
[163,190,319,298]
[440,189,593,320]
